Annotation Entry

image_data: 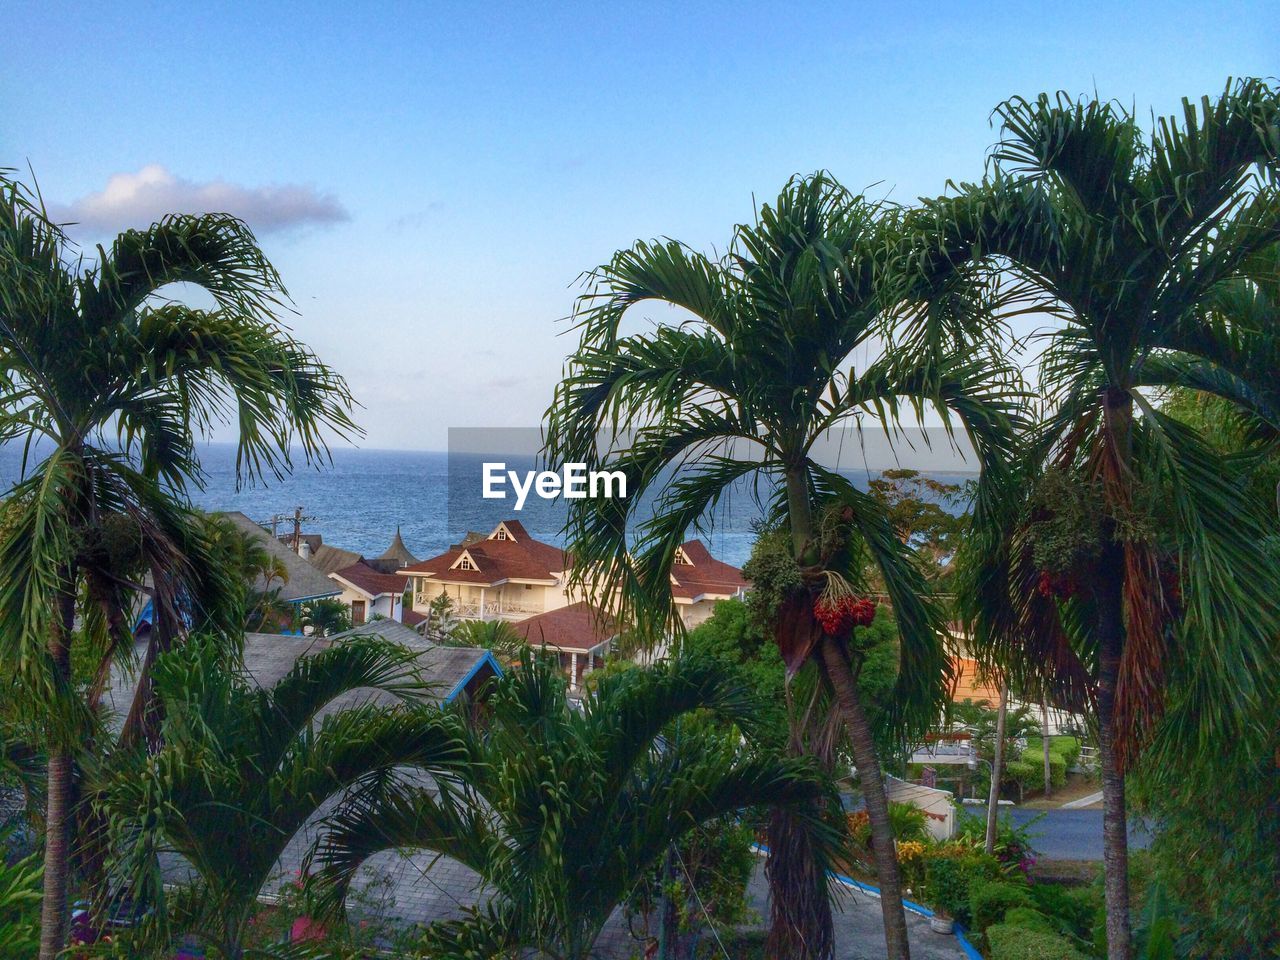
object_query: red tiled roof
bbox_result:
[400,521,567,586]
[331,561,410,597]
[512,602,617,653]
[669,539,748,601]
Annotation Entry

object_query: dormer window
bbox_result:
[495,528,507,540]
[674,547,693,566]
[451,550,480,572]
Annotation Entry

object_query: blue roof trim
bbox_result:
[133,598,155,631]
[287,592,341,604]
[751,842,983,960]
[443,650,504,704]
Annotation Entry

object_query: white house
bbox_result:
[328,561,410,625]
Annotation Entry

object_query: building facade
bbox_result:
[400,520,748,689]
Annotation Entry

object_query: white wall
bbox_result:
[335,584,400,624]
[886,776,957,841]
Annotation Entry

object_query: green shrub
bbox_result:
[1024,736,1082,771]
[1052,736,1081,767]
[1029,883,1098,941]
[924,854,969,921]
[1002,906,1057,934]
[969,878,1033,933]
[0,850,42,960]
[917,844,1003,926]
[1048,754,1067,788]
[1004,758,1036,789]
[1003,748,1068,790]
[987,923,1091,960]
[887,801,930,843]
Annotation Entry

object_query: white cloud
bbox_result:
[51,165,349,235]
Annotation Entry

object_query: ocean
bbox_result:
[0,444,975,568]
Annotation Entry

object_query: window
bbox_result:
[495,528,508,540]
[524,583,532,590]
[458,557,475,571]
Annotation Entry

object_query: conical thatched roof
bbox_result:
[375,525,418,568]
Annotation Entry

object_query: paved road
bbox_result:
[969,806,1152,860]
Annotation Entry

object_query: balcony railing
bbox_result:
[412,595,543,621]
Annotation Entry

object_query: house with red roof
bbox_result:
[511,602,618,689]
[667,540,749,628]
[320,528,420,625]
[401,520,571,623]
[401,520,748,689]
[329,561,410,625]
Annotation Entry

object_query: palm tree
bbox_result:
[450,617,526,665]
[544,174,1022,959]
[0,171,358,958]
[306,652,835,960]
[204,513,294,631]
[99,633,471,960]
[300,597,352,637]
[926,81,1280,959]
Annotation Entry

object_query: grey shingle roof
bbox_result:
[243,621,494,705]
[308,543,366,575]
[220,511,341,603]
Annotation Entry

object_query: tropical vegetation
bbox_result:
[0,77,1276,960]
[0,172,359,959]
[930,79,1280,959]
[546,171,1022,959]
[304,652,836,960]
[97,632,471,959]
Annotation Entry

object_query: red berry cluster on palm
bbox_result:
[1036,570,1078,599]
[814,594,877,636]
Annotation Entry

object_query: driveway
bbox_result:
[592,862,974,960]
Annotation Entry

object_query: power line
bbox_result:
[674,846,731,960]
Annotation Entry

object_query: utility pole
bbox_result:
[259,508,317,554]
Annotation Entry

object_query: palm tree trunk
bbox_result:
[985,679,1008,854]
[765,782,835,959]
[1041,700,1052,798]
[39,577,77,960]
[819,636,911,960]
[1096,540,1131,960]
[786,464,909,959]
[762,680,834,957]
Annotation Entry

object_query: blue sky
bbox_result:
[4,1,1276,451]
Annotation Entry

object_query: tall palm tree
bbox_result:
[0,171,358,958]
[926,81,1280,958]
[544,174,1022,959]
[100,633,471,960]
[306,652,834,960]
